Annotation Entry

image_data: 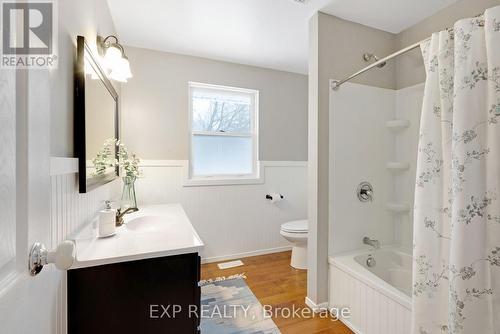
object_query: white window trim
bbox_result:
[187,82,260,186]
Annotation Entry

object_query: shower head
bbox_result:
[363,53,386,68]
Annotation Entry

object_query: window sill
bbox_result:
[183,175,263,187]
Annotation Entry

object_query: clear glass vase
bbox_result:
[121,176,137,210]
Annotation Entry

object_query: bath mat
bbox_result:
[200,274,281,334]
[217,260,244,269]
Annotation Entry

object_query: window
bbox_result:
[188,82,259,183]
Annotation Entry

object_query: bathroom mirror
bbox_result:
[75,35,119,193]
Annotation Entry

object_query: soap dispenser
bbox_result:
[98,200,116,238]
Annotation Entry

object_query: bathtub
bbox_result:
[328,247,412,334]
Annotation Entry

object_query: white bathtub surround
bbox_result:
[413,7,500,333]
[280,220,308,269]
[134,160,307,262]
[329,247,412,334]
[329,83,396,255]
[327,81,423,334]
[329,82,424,257]
[393,84,423,251]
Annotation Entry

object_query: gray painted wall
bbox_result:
[307,12,397,305]
[51,0,118,156]
[396,0,500,88]
[120,47,308,161]
[318,13,397,90]
[307,13,321,306]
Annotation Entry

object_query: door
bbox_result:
[0,67,57,333]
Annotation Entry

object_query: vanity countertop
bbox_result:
[70,204,204,269]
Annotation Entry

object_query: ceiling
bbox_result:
[106,0,459,74]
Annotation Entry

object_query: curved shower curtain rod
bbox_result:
[331,13,485,90]
[330,38,429,90]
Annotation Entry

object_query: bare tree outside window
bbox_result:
[192,94,251,133]
[189,83,258,178]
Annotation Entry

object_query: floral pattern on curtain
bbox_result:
[412,5,500,334]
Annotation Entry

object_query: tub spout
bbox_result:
[363,237,380,249]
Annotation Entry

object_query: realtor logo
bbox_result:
[1,1,57,68]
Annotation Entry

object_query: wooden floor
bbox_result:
[201,251,353,334]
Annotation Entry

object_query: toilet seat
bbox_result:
[281,220,308,233]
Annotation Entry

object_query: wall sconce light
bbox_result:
[97,35,132,82]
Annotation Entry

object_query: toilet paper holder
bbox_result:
[265,194,284,200]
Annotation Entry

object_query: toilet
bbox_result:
[280,220,308,269]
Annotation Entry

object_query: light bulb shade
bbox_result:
[109,69,128,82]
[99,37,132,82]
[120,57,133,79]
[122,56,132,79]
[109,57,132,82]
[102,45,122,70]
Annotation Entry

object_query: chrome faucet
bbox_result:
[363,236,380,249]
[116,207,139,226]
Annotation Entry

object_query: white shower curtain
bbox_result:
[412,5,500,334]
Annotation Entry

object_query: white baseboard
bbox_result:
[339,318,362,334]
[305,298,362,333]
[201,246,292,264]
[304,296,329,313]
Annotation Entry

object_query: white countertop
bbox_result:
[70,204,204,269]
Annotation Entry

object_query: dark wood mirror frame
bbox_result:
[75,35,119,193]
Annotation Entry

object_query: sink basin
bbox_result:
[125,215,169,232]
[72,204,204,269]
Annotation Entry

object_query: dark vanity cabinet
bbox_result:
[68,253,201,334]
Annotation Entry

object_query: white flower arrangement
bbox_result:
[116,140,141,178]
[91,138,118,176]
[92,139,141,178]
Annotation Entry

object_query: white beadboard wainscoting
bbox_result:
[329,264,411,334]
[135,160,308,262]
[45,158,306,331]
[49,157,119,334]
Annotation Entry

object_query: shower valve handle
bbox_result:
[357,182,374,202]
